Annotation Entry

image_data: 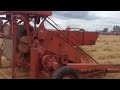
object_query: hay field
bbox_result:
[1,35,120,79]
[81,35,120,79]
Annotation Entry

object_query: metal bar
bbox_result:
[0,17,8,20]
[0,49,2,67]
[19,14,32,46]
[6,11,52,16]
[67,63,120,73]
[80,70,106,79]
[12,14,16,79]
[69,28,81,29]
[30,48,39,79]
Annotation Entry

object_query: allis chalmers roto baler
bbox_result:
[0,11,120,79]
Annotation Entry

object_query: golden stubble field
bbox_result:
[81,35,120,79]
[1,35,120,79]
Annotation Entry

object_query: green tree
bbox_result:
[102,28,108,32]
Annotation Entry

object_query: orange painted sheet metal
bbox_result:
[83,32,99,45]
[0,11,52,16]
[68,31,99,45]
[47,30,99,46]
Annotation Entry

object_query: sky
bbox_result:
[1,11,120,31]
[45,11,120,31]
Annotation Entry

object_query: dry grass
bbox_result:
[81,35,120,79]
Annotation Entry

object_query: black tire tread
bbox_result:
[51,66,80,79]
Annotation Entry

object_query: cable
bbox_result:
[48,17,63,30]
[46,17,98,64]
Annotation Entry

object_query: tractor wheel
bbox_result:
[51,66,80,79]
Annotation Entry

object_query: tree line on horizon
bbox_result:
[96,25,120,32]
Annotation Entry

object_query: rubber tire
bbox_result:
[51,66,80,79]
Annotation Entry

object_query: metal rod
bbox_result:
[12,14,16,79]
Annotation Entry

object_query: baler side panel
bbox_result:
[38,31,98,63]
